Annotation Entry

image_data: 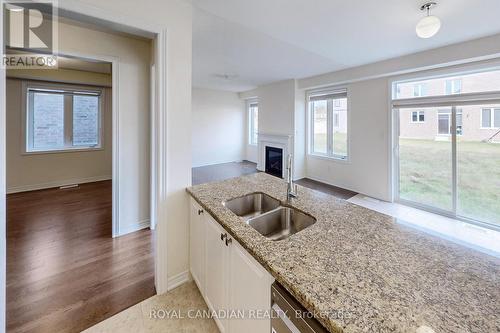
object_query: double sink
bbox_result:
[223,193,316,241]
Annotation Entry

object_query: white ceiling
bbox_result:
[191,0,500,92]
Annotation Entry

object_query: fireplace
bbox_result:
[265,146,283,178]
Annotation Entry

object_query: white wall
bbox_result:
[6,79,112,193]
[240,79,297,169]
[192,88,245,167]
[240,79,306,178]
[293,86,306,179]
[243,79,296,135]
[306,78,391,200]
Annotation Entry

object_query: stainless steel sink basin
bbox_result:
[247,207,316,241]
[223,193,281,220]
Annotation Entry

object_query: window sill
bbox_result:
[23,147,104,155]
[307,153,350,164]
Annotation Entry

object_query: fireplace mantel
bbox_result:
[257,132,293,178]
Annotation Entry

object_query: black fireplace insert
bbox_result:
[265,146,283,178]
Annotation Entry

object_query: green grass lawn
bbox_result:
[399,138,500,225]
[313,132,347,156]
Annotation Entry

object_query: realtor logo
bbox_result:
[3,0,58,69]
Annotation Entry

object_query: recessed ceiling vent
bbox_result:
[213,73,238,80]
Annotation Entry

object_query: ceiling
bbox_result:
[191,0,500,92]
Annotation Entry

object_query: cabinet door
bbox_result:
[189,199,205,294]
[228,238,275,333]
[204,215,228,333]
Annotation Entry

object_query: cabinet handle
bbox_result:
[220,233,227,241]
[198,209,204,215]
[225,237,232,246]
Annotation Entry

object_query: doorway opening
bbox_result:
[4,12,156,332]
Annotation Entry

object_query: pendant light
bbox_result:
[416,2,441,39]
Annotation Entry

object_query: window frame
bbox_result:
[391,64,500,231]
[22,81,104,154]
[307,87,350,162]
[480,107,500,129]
[436,109,463,136]
[413,83,426,97]
[247,99,259,146]
[411,110,425,123]
[445,78,462,95]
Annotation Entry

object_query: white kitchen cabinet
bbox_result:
[189,199,205,294]
[189,198,274,333]
[204,214,229,332]
[228,238,274,333]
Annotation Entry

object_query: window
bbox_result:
[248,101,259,145]
[413,83,427,97]
[437,109,462,135]
[411,111,425,123]
[445,79,462,95]
[26,84,102,153]
[481,108,500,128]
[394,69,500,99]
[308,89,348,160]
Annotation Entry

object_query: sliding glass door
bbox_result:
[396,104,500,228]
[392,68,500,229]
[456,104,500,225]
[397,107,453,211]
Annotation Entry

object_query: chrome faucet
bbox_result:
[286,154,297,200]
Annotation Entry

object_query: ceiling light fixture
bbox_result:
[416,2,441,39]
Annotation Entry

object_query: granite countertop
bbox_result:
[186,173,500,333]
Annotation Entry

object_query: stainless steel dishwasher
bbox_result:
[271,282,328,333]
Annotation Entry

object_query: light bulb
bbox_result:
[416,15,441,39]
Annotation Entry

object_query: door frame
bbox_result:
[392,100,500,231]
[0,2,173,325]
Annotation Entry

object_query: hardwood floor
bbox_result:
[192,162,357,200]
[6,181,155,333]
[192,160,258,185]
[295,178,358,200]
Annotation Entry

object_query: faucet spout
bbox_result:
[286,154,297,200]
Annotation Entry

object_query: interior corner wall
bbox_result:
[293,86,306,180]
[305,78,391,200]
[192,88,245,167]
[255,79,295,136]
[6,79,112,193]
[240,79,296,167]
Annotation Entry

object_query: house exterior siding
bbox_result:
[397,71,500,143]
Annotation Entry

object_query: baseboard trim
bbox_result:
[7,175,112,194]
[118,219,150,237]
[167,270,191,291]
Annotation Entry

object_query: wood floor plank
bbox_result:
[6,181,155,333]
